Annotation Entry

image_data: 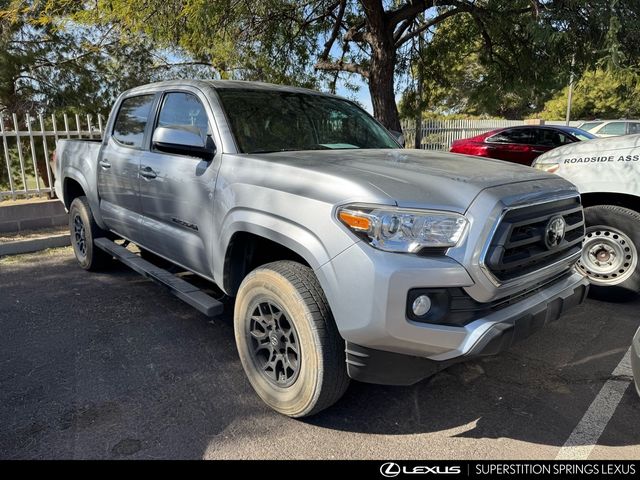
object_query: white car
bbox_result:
[533,134,640,300]
[578,120,640,137]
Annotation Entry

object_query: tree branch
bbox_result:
[393,15,417,45]
[314,59,370,78]
[395,8,463,47]
[319,0,347,60]
[361,0,386,35]
[150,61,217,70]
[387,0,435,27]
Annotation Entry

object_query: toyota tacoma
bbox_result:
[54,80,589,417]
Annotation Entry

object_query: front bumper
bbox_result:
[318,240,589,363]
[345,272,588,385]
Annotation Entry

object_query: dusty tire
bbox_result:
[69,196,111,271]
[234,260,349,417]
[577,205,640,301]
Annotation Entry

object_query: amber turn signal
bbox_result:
[339,211,371,231]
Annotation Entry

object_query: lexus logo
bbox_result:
[380,463,401,477]
[544,215,566,249]
[380,462,462,477]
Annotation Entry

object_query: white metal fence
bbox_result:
[0,113,579,199]
[0,113,104,199]
[402,119,581,150]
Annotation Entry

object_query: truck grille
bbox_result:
[485,196,585,282]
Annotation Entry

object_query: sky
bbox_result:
[336,78,373,113]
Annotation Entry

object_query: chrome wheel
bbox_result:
[247,301,301,388]
[73,214,87,257]
[577,227,638,286]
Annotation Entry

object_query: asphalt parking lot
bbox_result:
[1,246,638,460]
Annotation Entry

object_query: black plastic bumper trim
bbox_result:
[347,279,588,386]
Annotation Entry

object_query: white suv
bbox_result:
[578,120,640,137]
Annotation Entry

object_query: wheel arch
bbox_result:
[61,169,107,229]
[221,230,313,296]
[62,175,87,209]
[580,192,640,214]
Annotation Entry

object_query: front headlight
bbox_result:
[337,205,468,253]
[532,161,559,173]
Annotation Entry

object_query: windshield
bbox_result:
[564,127,597,141]
[216,89,399,154]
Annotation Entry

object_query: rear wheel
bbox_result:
[69,196,111,271]
[233,261,349,417]
[577,205,640,301]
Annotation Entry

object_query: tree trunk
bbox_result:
[413,80,423,149]
[368,48,401,133]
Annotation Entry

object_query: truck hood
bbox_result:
[250,149,555,212]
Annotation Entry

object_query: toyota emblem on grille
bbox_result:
[544,215,566,249]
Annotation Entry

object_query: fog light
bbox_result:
[412,295,432,317]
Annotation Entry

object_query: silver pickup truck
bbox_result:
[54,80,589,417]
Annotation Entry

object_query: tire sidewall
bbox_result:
[234,270,323,417]
[69,198,96,270]
[583,205,640,296]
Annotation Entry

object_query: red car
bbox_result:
[449,125,596,165]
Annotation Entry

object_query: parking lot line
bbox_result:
[555,348,633,460]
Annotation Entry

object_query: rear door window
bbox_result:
[112,95,155,148]
[487,128,536,145]
[536,129,572,146]
[627,122,640,134]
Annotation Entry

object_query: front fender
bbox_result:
[214,207,346,282]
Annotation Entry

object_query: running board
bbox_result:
[94,238,223,317]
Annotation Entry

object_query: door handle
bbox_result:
[99,159,111,169]
[531,149,546,154]
[139,166,158,179]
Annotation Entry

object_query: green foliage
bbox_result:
[538,69,640,120]
[68,0,322,88]
[0,0,218,116]
[2,0,640,126]
[400,0,640,120]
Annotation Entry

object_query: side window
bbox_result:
[628,122,640,135]
[112,95,155,148]
[487,128,535,144]
[156,92,210,140]
[600,122,626,135]
[536,129,571,146]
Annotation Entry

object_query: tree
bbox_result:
[398,13,547,120]
[5,1,640,130]
[0,1,191,192]
[401,1,640,120]
[0,0,220,116]
[40,1,559,131]
[538,69,640,120]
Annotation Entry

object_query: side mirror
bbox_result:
[152,126,216,160]
[389,129,405,148]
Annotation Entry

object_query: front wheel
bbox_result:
[233,261,349,417]
[576,205,640,301]
[69,196,111,271]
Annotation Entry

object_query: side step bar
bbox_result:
[94,238,224,317]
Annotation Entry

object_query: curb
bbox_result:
[0,233,71,256]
